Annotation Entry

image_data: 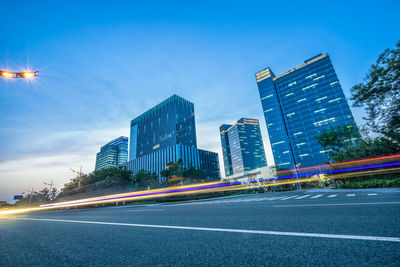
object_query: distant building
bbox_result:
[219,118,267,176]
[219,124,234,177]
[95,136,128,171]
[255,53,357,169]
[127,95,220,181]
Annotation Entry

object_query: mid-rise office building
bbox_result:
[129,95,196,160]
[127,95,220,181]
[255,54,356,169]
[95,136,128,171]
[219,118,267,176]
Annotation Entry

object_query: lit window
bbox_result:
[313,117,336,126]
[313,75,325,81]
[315,96,327,102]
[261,94,273,100]
[330,81,338,86]
[302,83,318,91]
[314,108,326,113]
[272,141,284,146]
[305,73,316,79]
[328,97,341,103]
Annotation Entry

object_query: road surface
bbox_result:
[1,188,400,266]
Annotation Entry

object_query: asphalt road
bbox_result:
[1,188,400,266]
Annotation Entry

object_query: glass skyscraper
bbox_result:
[95,136,129,171]
[256,54,356,169]
[127,95,220,181]
[219,118,267,176]
[129,95,196,160]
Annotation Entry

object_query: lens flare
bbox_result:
[22,72,35,78]
[0,71,14,78]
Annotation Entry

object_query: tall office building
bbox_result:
[219,118,267,176]
[219,124,234,176]
[255,54,356,169]
[126,95,220,181]
[95,136,128,171]
[129,95,196,160]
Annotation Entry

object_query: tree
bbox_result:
[351,40,400,146]
[160,159,185,179]
[160,158,206,185]
[317,125,361,162]
[316,41,400,163]
[59,167,134,196]
[132,170,160,189]
[183,167,206,181]
[317,125,399,163]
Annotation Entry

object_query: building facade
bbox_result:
[129,95,196,160]
[219,124,234,177]
[125,144,220,181]
[219,118,267,176]
[255,54,357,169]
[95,136,129,171]
[127,95,220,181]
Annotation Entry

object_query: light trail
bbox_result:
[41,161,398,209]
[0,159,399,216]
[276,154,400,173]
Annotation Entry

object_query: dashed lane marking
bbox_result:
[310,194,323,199]
[294,195,311,199]
[280,195,300,200]
[327,194,337,198]
[274,201,400,208]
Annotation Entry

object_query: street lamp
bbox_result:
[0,70,38,78]
[0,71,14,78]
[294,163,302,190]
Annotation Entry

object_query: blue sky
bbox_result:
[1,0,399,202]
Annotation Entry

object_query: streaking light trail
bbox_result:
[1,155,400,216]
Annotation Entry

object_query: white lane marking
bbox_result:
[295,195,311,199]
[368,193,378,196]
[269,196,287,200]
[280,195,300,200]
[327,194,337,198]
[18,218,400,243]
[310,194,323,199]
[347,194,356,197]
[274,201,400,208]
[127,209,164,212]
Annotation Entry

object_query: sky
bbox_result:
[1,0,399,203]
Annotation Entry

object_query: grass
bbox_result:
[338,174,400,189]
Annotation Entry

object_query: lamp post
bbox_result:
[295,163,302,190]
[70,166,83,188]
[43,178,54,201]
